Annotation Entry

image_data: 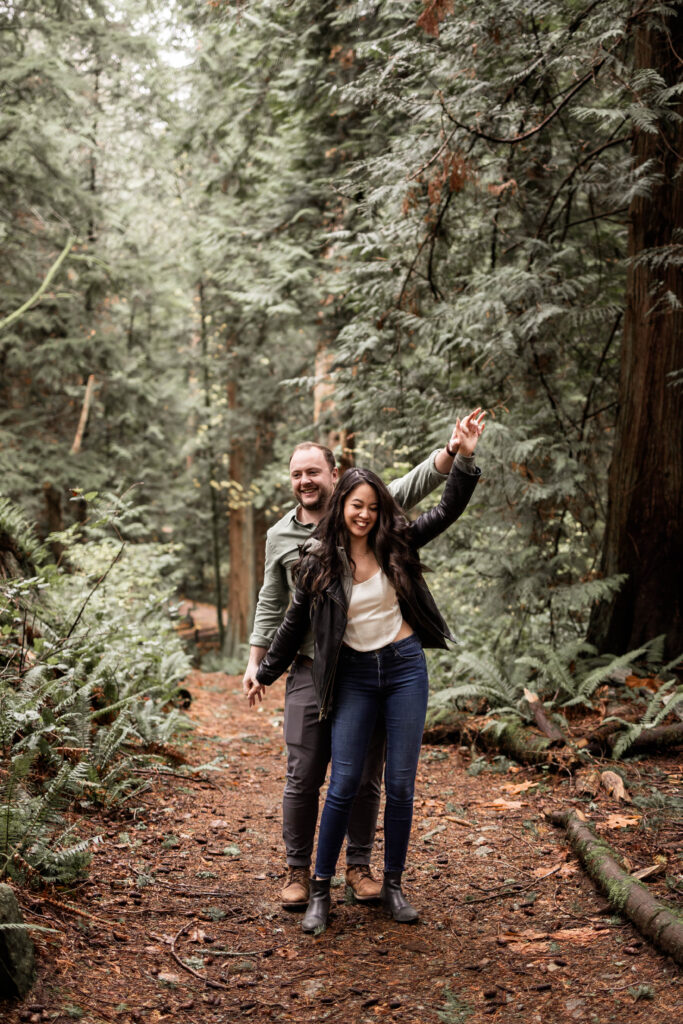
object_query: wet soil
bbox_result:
[6,669,682,1024]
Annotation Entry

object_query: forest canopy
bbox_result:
[1,0,681,673]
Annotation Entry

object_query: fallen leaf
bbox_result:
[502,781,538,795]
[276,947,298,960]
[156,972,180,985]
[631,862,666,881]
[478,798,524,809]
[574,770,600,797]
[558,863,578,878]
[600,770,629,802]
[497,925,605,948]
[532,862,563,877]
[600,814,641,830]
[549,927,604,943]
[624,674,661,691]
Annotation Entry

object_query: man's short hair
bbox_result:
[290,442,336,473]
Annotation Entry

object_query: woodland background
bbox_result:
[0,0,682,913]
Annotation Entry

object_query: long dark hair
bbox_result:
[294,467,423,597]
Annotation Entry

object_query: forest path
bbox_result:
[8,670,681,1024]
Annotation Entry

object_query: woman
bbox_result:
[256,409,485,932]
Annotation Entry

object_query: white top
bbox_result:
[343,569,403,652]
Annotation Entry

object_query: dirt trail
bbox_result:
[7,670,681,1024]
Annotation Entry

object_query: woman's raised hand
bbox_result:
[453,407,486,458]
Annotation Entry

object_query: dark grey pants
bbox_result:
[282,658,384,868]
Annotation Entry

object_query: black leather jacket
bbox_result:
[256,461,480,719]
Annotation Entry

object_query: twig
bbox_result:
[66,542,125,639]
[170,920,230,990]
[440,60,607,145]
[206,946,274,958]
[460,864,561,905]
[152,881,238,898]
[24,892,116,928]
[407,128,457,181]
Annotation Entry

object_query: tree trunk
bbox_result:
[588,9,683,659]
[225,386,253,657]
[198,282,225,649]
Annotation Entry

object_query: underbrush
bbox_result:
[0,494,192,885]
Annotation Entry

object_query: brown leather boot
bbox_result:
[345,864,382,903]
[281,866,310,909]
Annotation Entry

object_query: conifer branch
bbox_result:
[440,59,607,145]
[0,235,76,334]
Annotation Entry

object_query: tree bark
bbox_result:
[225,384,253,657]
[588,8,683,659]
[478,717,554,764]
[548,809,683,966]
[198,282,225,649]
[69,374,96,455]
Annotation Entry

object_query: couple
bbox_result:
[242,409,484,932]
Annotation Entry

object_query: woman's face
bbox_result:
[343,482,379,540]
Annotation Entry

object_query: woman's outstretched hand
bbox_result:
[452,407,486,458]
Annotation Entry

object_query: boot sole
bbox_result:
[383,907,419,923]
[282,899,308,911]
[345,884,382,904]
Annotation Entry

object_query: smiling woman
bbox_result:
[343,483,378,544]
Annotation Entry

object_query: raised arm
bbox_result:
[388,450,448,511]
[389,414,482,511]
[410,408,485,549]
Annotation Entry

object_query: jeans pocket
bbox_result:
[393,637,424,661]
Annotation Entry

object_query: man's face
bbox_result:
[289,448,338,512]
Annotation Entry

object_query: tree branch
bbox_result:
[440,60,607,146]
[0,235,76,334]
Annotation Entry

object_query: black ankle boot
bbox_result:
[302,878,331,933]
[381,871,419,923]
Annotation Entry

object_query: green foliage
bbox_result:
[427,634,680,753]
[609,681,683,759]
[2,1,680,697]
[0,495,191,883]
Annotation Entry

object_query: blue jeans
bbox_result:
[314,634,429,878]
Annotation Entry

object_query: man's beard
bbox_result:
[299,487,330,512]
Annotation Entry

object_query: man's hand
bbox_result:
[453,407,486,458]
[242,647,267,708]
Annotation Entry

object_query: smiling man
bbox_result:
[242,435,478,909]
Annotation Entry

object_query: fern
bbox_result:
[610,683,683,759]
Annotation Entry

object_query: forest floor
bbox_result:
[6,653,682,1024]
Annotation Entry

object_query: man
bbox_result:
[242,429,478,908]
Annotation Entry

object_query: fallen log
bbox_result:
[619,721,683,755]
[547,808,683,966]
[478,717,554,765]
[587,720,683,757]
[423,712,559,763]
[422,710,469,744]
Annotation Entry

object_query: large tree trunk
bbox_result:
[588,8,683,659]
[225,379,253,657]
[198,282,225,649]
